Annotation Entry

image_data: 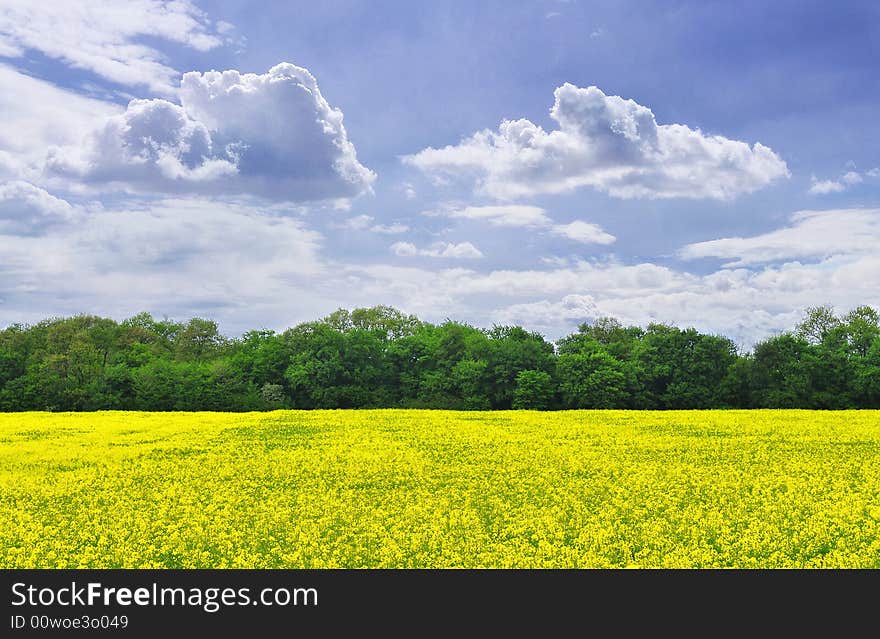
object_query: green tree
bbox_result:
[795,305,841,345]
[512,370,555,410]
[557,350,628,408]
[749,334,814,408]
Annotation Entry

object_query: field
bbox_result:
[1,410,879,568]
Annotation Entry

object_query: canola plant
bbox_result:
[1,410,879,568]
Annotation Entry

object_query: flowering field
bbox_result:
[1,410,879,568]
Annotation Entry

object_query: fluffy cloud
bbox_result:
[405,83,789,200]
[842,171,865,185]
[0,1,228,93]
[679,208,880,266]
[46,63,376,202]
[0,181,75,235]
[808,178,846,195]
[550,220,615,245]
[433,203,615,245]
[391,241,483,259]
[0,65,120,181]
[808,169,872,195]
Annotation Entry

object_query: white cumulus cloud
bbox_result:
[405,83,789,200]
[45,63,375,203]
[0,181,76,235]
[808,179,846,195]
[550,220,616,245]
[808,169,872,195]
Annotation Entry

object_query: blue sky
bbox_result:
[0,0,878,346]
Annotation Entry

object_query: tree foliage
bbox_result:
[0,305,877,411]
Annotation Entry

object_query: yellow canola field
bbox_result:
[1,410,879,568]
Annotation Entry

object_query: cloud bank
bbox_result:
[680,208,880,266]
[0,198,326,329]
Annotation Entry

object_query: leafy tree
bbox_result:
[854,337,880,407]
[557,350,628,408]
[632,325,736,409]
[841,306,880,357]
[749,334,814,408]
[177,318,224,361]
[512,370,555,410]
[486,325,555,409]
[795,305,841,345]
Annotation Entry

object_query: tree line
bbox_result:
[0,304,878,411]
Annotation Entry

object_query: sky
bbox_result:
[0,0,878,348]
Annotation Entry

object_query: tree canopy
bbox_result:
[1,305,878,411]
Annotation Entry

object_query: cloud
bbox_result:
[336,206,880,347]
[842,171,863,185]
[344,248,880,348]
[405,83,789,200]
[0,1,228,94]
[371,222,409,234]
[679,208,880,266]
[0,197,327,331]
[0,64,120,181]
[434,203,615,245]
[1,190,876,350]
[390,241,418,256]
[0,181,75,235]
[391,241,483,259]
[550,220,616,245]
[46,63,376,202]
[341,214,374,230]
[808,179,845,195]
[443,204,552,227]
[340,215,408,234]
[808,169,871,195]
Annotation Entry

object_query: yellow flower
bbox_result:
[0,409,878,568]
